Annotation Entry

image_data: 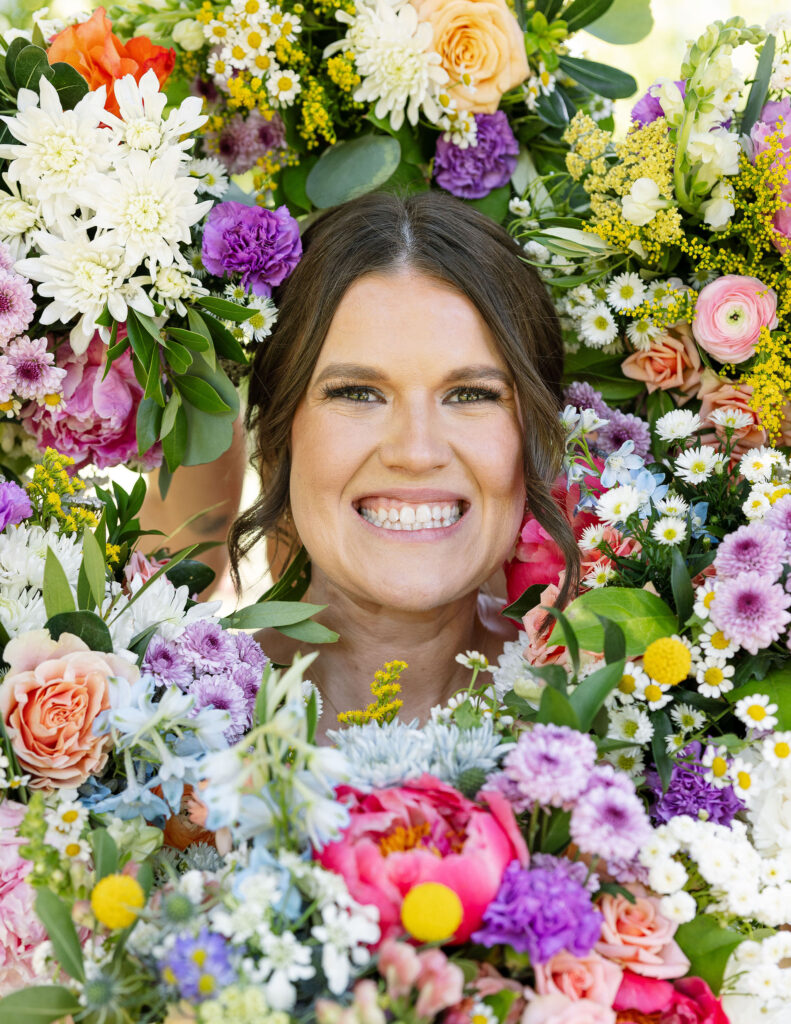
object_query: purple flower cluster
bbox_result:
[569,764,652,862]
[710,570,791,656]
[488,724,597,811]
[161,929,235,1000]
[143,623,267,742]
[766,496,791,552]
[472,859,602,963]
[0,479,31,531]
[434,112,519,200]
[715,521,786,581]
[647,743,743,827]
[562,381,650,458]
[206,109,286,175]
[631,79,686,125]
[201,201,302,297]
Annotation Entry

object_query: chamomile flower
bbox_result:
[611,662,650,704]
[608,705,654,745]
[671,703,706,733]
[701,744,731,788]
[205,17,232,46]
[267,68,302,105]
[762,731,791,769]
[699,621,739,659]
[655,409,702,442]
[454,650,491,672]
[674,445,719,484]
[625,317,661,350]
[734,693,779,733]
[635,676,673,710]
[580,303,618,347]
[651,516,687,546]
[207,51,231,81]
[743,488,772,520]
[606,272,646,311]
[695,656,735,697]
[578,524,607,551]
[655,495,690,517]
[665,732,688,754]
[224,282,247,302]
[603,745,645,777]
[45,799,88,835]
[710,407,754,432]
[189,157,229,198]
[241,295,278,342]
[730,757,760,802]
[693,580,717,620]
[469,1003,498,1024]
[582,563,616,588]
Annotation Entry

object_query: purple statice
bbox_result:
[201,201,302,297]
[492,724,597,811]
[569,764,652,862]
[434,112,519,200]
[647,742,743,827]
[160,929,235,1001]
[472,860,602,963]
[143,635,193,690]
[597,410,651,460]
[0,479,31,531]
[710,570,791,656]
[562,381,609,419]
[631,79,686,125]
[764,496,791,554]
[190,674,249,742]
[178,620,236,673]
[714,522,786,581]
[0,270,34,344]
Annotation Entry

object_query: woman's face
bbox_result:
[289,270,526,611]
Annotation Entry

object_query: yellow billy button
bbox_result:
[91,874,145,930]
[401,882,463,943]
[642,637,691,687]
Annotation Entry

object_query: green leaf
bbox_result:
[201,312,248,364]
[160,392,182,441]
[305,688,319,744]
[163,339,193,376]
[81,528,106,610]
[90,828,118,879]
[4,36,29,86]
[563,587,677,657]
[277,618,340,644]
[366,112,424,165]
[536,88,570,127]
[596,614,626,663]
[126,309,156,365]
[306,134,401,208]
[167,326,211,352]
[675,916,744,993]
[570,659,625,731]
[464,184,511,224]
[741,34,776,137]
[727,668,791,730]
[501,583,545,622]
[222,600,328,630]
[180,361,240,467]
[542,605,580,677]
[49,61,89,110]
[586,0,653,44]
[537,684,580,729]
[46,611,113,653]
[13,45,53,91]
[136,396,163,456]
[542,809,571,854]
[670,546,694,628]
[34,889,85,982]
[43,547,76,619]
[162,404,188,473]
[282,155,319,212]
[0,986,81,1024]
[651,710,674,791]
[197,295,254,322]
[503,690,537,721]
[144,347,165,406]
[557,55,637,99]
[257,546,311,603]
[562,0,614,33]
[175,374,231,414]
[164,558,216,595]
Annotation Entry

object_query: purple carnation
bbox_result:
[647,742,743,827]
[160,929,235,1001]
[143,635,194,690]
[178,620,236,673]
[631,79,685,125]
[434,112,519,200]
[472,860,602,963]
[0,479,31,531]
[563,381,609,419]
[190,674,249,742]
[714,522,786,581]
[201,201,302,297]
[570,764,652,862]
[597,411,651,460]
[710,570,791,655]
[492,724,597,811]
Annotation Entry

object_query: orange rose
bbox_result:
[411,0,529,113]
[621,321,701,405]
[0,630,138,789]
[47,7,175,117]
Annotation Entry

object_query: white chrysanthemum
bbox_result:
[595,484,641,526]
[113,574,223,642]
[606,272,646,311]
[578,524,607,551]
[84,148,213,272]
[0,584,47,637]
[675,445,719,484]
[0,175,41,257]
[267,68,302,105]
[0,79,114,233]
[671,702,705,733]
[655,495,689,517]
[659,890,696,924]
[649,857,688,894]
[240,294,278,343]
[580,302,618,347]
[189,157,229,198]
[153,265,206,317]
[0,522,82,590]
[582,563,615,588]
[740,446,786,484]
[602,745,644,777]
[17,228,153,353]
[608,705,654,745]
[492,632,540,703]
[655,408,701,442]
[105,70,206,157]
[651,516,687,546]
[734,694,779,734]
[710,406,754,431]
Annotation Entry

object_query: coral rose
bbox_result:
[0,800,48,995]
[411,0,529,113]
[535,952,623,1007]
[697,369,766,454]
[522,993,616,1024]
[315,774,527,945]
[594,889,689,980]
[47,7,175,118]
[692,274,778,364]
[621,322,701,403]
[0,630,139,789]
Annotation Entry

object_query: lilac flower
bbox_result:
[178,620,236,673]
[434,112,519,199]
[472,860,602,963]
[711,570,791,655]
[0,479,31,530]
[597,411,651,459]
[5,336,65,401]
[570,765,652,862]
[201,201,302,297]
[563,381,610,419]
[647,742,743,827]
[0,243,15,272]
[160,929,235,1000]
[190,674,249,742]
[631,79,685,125]
[143,635,193,690]
[491,724,597,811]
[0,270,34,343]
[714,522,786,581]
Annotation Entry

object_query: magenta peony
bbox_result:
[692,275,778,364]
[0,800,47,994]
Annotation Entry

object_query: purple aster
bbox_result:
[5,335,66,401]
[646,742,743,827]
[714,522,786,581]
[631,79,686,125]
[492,724,597,811]
[189,674,249,742]
[143,635,193,691]
[562,381,610,419]
[0,479,31,530]
[201,201,302,297]
[434,112,519,200]
[160,928,235,1001]
[472,860,602,963]
[711,570,791,655]
[569,764,652,862]
[764,496,791,553]
[178,619,236,673]
[0,272,35,345]
[597,411,651,460]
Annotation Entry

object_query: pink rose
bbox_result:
[0,800,48,994]
[595,889,690,980]
[0,630,139,789]
[315,775,527,945]
[621,322,701,402]
[414,948,465,1019]
[23,331,163,470]
[522,994,616,1024]
[535,952,623,1007]
[614,972,729,1024]
[692,275,778,364]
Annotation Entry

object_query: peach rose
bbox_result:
[580,528,641,585]
[621,322,701,404]
[0,630,138,789]
[594,889,690,980]
[522,994,616,1024]
[411,0,529,112]
[697,369,766,454]
[534,952,623,1007]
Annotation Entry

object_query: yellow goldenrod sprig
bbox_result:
[337,660,407,726]
[26,449,98,534]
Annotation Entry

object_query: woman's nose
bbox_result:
[378,399,452,475]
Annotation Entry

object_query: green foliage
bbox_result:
[34,889,85,982]
[306,134,402,208]
[0,986,81,1024]
[258,546,312,603]
[675,916,744,993]
[570,658,625,730]
[728,668,791,730]
[46,611,113,653]
[537,684,580,729]
[42,548,76,619]
[558,55,637,98]
[164,558,216,596]
[561,587,677,657]
[670,547,694,628]
[502,583,545,622]
[585,0,653,44]
[741,34,776,137]
[90,828,119,880]
[562,0,614,33]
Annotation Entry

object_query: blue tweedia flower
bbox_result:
[328,720,432,789]
[161,929,236,1001]
[599,440,644,488]
[424,719,513,785]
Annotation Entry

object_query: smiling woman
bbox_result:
[231,191,578,732]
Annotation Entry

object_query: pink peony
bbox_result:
[522,994,616,1024]
[315,775,527,945]
[621,322,701,401]
[534,952,623,1007]
[692,275,778,364]
[22,331,163,470]
[0,799,48,994]
[594,888,689,980]
[614,971,729,1024]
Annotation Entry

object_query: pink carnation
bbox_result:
[692,275,778,364]
[0,800,47,995]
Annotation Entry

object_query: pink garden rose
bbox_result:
[621,322,701,402]
[692,275,778,364]
[0,800,47,994]
[315,775,527,945]
[23,331,163,470]
[614,971,729,1024]
[0,630,139,789]
[534,952,623,1007]
[594,889,689,980]
[522,994,615,1024]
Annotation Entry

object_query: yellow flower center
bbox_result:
[192,949,207,966]
[246,30,263,47]
[642,637,691,687]
[737,771,751,790]
[278,75,293,91]
[61,809,79,823]
[710,631,730,650]
[64,842,81,858]
[704,666,724,686]
[91,874,145,930]
[703,591,716,609]
[644,683,663,702]
[245,0,260,12]
[619,674,636,694]
[231,44,246,60]
[774,741,790,759]
[747,704,767,721]
[711,756,728,778]
[198,975,215,995]
[401,883,463,943]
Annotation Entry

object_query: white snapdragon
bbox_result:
[701,178,736,230]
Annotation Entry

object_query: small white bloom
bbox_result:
[610,662,650,705]
[635,675,673,710]
[659,889,696,923]
[671,703,705,733]
[693,580,718,620]
[606,272,646,311]
[734,694,779,733]
[701,743,731,788]
[455,650,491,672]
[701,178,736,231]
[621,177,669,226]
[241,294,278,343]
[675,445,719,484]
[173,18,206,51]
[730,757,761,802]
[651,516,687,546]
[596,484,641,526]
[648,857,688,894]
[695,655,735,697]
[578,524,607,551]
[523,239,550,263]
[740,447,785,484]
[509,197,532,219]
[267,68,302,105]
[710,406,754,431]
[743,489,772,520]
[762,731,791,769]
[189,157,229,198]
[655,408,702,442]
[608,705,654,745]
[655,495,690,517]
[582,563,616,588]
[153,265,205,317]
[625,317,661,350]
[580,302,618,348]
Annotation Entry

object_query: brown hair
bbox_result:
[230,190,580,606]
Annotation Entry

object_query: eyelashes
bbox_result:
[319,382,504,404]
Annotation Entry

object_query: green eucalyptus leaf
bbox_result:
[257,546,311,603]
[163,339,193,375]
[282,154,319,212]
[167,326,211,352]
[541,605,580,676]
[306,134,401,208]
[222,600,327,630]
[276,617,339,644]
[180,360,239,467]
[597,614,626,663]
[651,710,674,791]
[197,295,254,322]
[201,312,248,364]
[164,558,216,595]
[464,185,511,224]
[13,45,53,92]
[81,528,106,610]
[586,0,653,44]
[162,404,188,472]
[46,611,113,653]
[175,374,231,414]
[5,36,29,86]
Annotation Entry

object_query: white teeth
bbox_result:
[416,504,431,524]
[388,508,399,523]
[431,506,442,520]
[358,502,464,531]
[400,506,416,526]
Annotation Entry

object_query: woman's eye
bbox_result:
[447,386,501,403]
[323,384,380,403]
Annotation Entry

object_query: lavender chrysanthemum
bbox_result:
[6,335,65,401]
[160,929,235,1001]
[0,270,34,343]
[190,675,249,742]
[647,742,743,826]
[563,381,610,418]
[0,479,31,531]
[711,570,791,655]
[233,662,262,709]
[434,112,519,199]
[714,522,786,581]
[178,619,236,673]
[143,635,193,690]
[597,411,651,460]
[472,860,602,963]
[493,724,597,811]
[234,630,268,671]
[531,852,599,894]
[570,764,652,862]
[765,496,791,553]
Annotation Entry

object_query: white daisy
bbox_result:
[241,294,278,343]
[207,51,231,81]
[625,317,661,350]
[695,656,735,698]
[189,157,229,197]
[603,745,645,777]
[734,693,779,733]
[578,524,607,551]
[655,495,690,517]
[740,446,786,484]
[204,16,233,47]
[665,731,689,754]
[611,662,650,704]
[580,302,618,347]
[635,675,673,710]
[153,265,205,317]
[651,516,687,546]
[730,756,760,802]
[698,621,740,659]
[596,484,642,526]
[106,70,206,158]
[710,407,754,431]
[742,488,772,520]
[655,408,702,442]
[608,705,654,744]
[675,445,720,484]
[670,702,705,733]
[692,580,717,620]
[606,272,646,311]
[701,743,731,788]
[0,174,41,257]
[267,68,302,106]
[266,8,302,42]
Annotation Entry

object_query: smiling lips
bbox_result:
[355,497,467,531]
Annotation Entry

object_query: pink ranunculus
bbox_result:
[534,952,623,1007]
[594,889,690,980]
[414,948,465,1019]
[621,322,701,402]
[691,275,778,364]
[0,800,48,994]
[521,993,616,1024]
[697,369,766,455]
[22,330,163,471]
[614,972,729,1024]
[315,775,527,945]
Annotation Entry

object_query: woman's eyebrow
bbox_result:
[313,363,512,386]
